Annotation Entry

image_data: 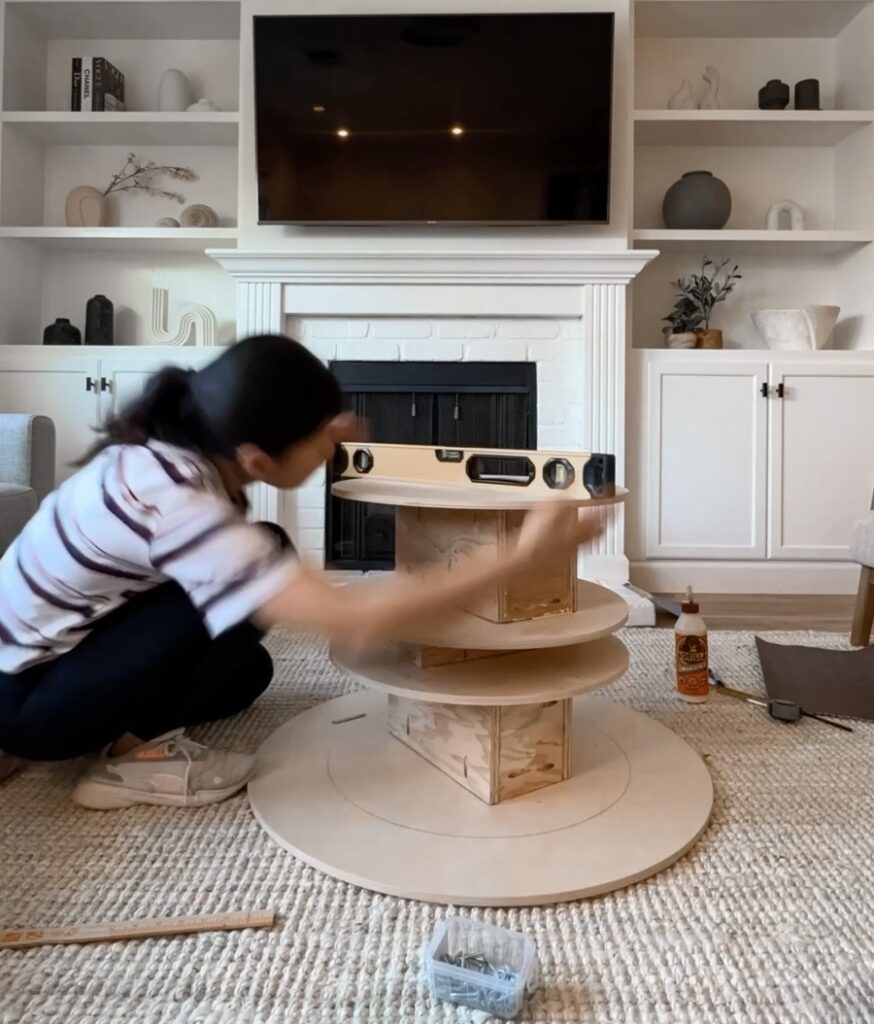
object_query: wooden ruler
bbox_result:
[0,910,275,950]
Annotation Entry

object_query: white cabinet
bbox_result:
[769,362,874,560]
[100,351,215,422]
[0,347,217,484]
[644,352,874,565]
[646,360,768,559]
[0,352,101,481]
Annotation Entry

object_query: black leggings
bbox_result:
[0,525,289,761]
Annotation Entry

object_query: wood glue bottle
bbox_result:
[675,587,709,703]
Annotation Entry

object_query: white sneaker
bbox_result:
[71,730,256,810]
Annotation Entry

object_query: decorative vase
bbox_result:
[696,329,723,349]
[85,294,114,346]
[766,200,805,231]
[662,171,731,230]
[187,98,220,112]
[180,204,218,227]
[158,69,192,112]
[699,65,720,110]
[666,332,697,349]
[758,79,790,110]
[668,79,696,110]
[156,217,180,228]
[65,186,107,227]
[795,79,820,110]
[43,318,81,346]
[751,305,840,351]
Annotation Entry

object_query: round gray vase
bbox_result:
[662,170,732,230]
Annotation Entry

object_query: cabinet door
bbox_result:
[769,364,874,560]
[0,366,100,484]
[99,350,217,421]
[646,360,769,559]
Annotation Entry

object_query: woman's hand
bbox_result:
[514,502,606,565]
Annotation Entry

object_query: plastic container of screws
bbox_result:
[425,916,539,1019]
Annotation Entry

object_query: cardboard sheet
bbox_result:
[756,637,874,722]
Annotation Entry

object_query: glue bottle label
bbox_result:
[675,634,709,698]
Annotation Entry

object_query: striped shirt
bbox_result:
[0,442,298,674]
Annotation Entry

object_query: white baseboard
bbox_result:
[630,560,862,595]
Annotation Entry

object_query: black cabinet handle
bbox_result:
[100,377,112,393]
[85,376,97,392]
[760,383,769,398]
[776,383,785,398]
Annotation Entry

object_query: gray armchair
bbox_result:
[0,414,55,554]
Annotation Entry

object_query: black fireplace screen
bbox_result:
[325,361,537,570]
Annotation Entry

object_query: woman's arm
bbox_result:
[255,503,604,648]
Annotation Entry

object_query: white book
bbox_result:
[81,57,93,112]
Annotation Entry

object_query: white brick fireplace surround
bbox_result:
[209,249,657,586]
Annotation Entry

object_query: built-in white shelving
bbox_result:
[1,112,240,146]
[635,1,869,39]
[634,110,874,147]
[5,1,240,41]
[0,227,239,251]
[632,229,874,255]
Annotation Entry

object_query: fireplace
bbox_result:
[326,361,537,569]
[208,247,659,590]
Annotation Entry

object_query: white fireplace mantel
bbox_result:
[208,248,657,285]
[209,247,658,586]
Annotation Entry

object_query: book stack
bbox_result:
[71,58,125,111]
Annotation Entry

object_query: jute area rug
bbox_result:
[1,629,872,1024]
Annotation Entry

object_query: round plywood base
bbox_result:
[248,692,713,906]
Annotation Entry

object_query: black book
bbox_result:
[92,57,125,111]
[71,57,81,111]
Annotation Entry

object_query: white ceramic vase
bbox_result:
[666,331,697,349]
[65,186,107,227]
[158,69,193,112]
[187,98,220,112]
[668,79,696,110]
[751,305,840,351]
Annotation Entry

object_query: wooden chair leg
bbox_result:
[850,565,874,646]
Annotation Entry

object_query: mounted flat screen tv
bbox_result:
[253,13,614,224]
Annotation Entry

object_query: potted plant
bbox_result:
[661,296,702,349]
[665,257,742,349]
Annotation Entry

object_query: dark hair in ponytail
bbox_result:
[76,334,342,465]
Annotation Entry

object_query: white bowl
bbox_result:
[751,305,839,351]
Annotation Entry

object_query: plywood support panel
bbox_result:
[387,694,570,805]
[410,645,511,669]
[395,506,576,623]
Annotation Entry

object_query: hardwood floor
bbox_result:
[653,593,857,632]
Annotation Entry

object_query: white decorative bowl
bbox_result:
[751,305,840,351]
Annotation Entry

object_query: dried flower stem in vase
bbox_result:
[102,153,197,204]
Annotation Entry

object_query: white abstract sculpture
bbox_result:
[766,200,805,231]
[699,66,721,109]
[150,287,217,347]
[668,79,696,110]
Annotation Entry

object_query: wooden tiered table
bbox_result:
[249,445,712,906]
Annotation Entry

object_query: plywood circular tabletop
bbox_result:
[396,580,628,650]
[331,635,628,706]
[332,478,628,510]
[248,692,714,906]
